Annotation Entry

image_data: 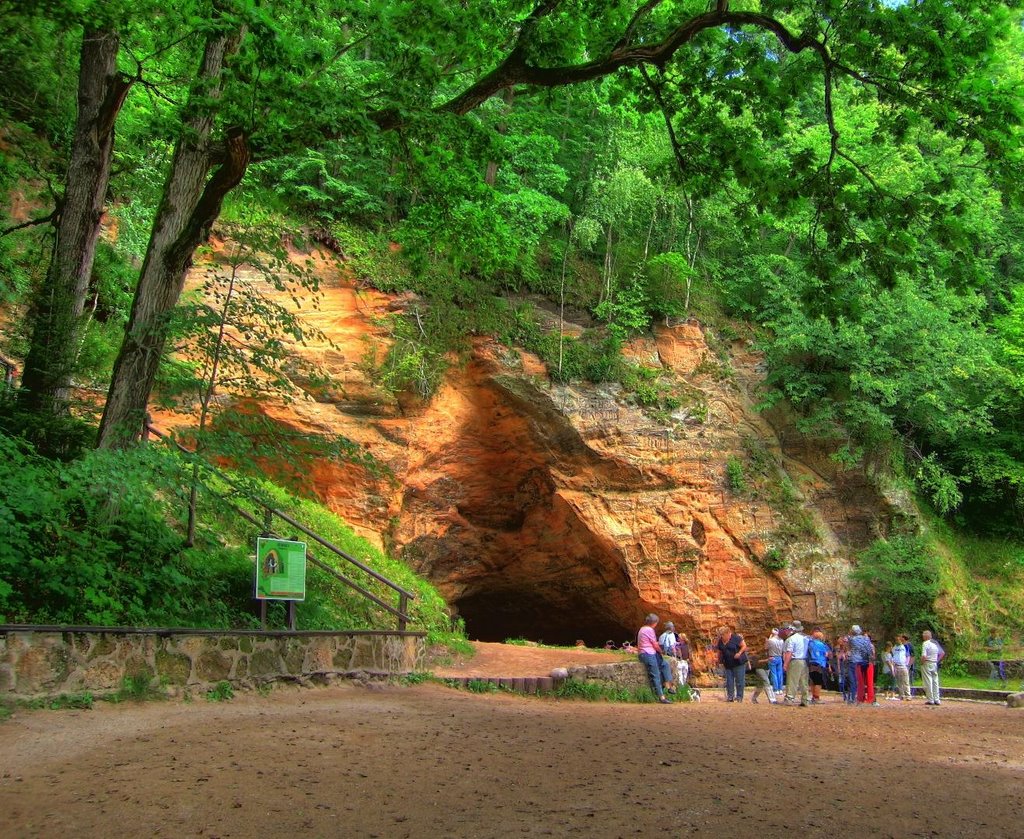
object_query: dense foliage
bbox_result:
[1,1,1024,641]
[0,430,452,634]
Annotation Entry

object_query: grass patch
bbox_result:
[553,680,664,703]
[205,680,235,702]
[111,673,166,703]
[398,671,434,686]
[20,692,94,711]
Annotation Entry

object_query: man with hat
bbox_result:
[782,620,809,706]
[657,621,680,695]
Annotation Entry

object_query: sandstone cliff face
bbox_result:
[167,247,900,658]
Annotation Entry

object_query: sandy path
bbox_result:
[431,641,631,677]
[2,683,1022,839]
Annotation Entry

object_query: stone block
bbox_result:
[125,655,155,680]
[15,645,62,692]
[80,660,123,691]
[155,649,192,685]
[303,638,334,673]
[88,635,115,659]
[283,639,306,674]
[195,650,232,682]
[249,648,280,677]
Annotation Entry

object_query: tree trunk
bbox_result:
[18,28,130,416]
[97,27,247,449]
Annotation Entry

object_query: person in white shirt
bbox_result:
[920,630,944,705]
[657,622,680,695]
[783,620,810,706]
[891,639,912,700]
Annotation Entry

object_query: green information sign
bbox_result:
[255,537,307,601]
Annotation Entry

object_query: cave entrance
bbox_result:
[453,587,637,649]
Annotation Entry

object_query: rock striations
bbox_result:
[167,246,903,659]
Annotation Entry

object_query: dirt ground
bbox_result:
[3,660,1023,839]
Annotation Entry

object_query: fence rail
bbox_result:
[143,421,414,631]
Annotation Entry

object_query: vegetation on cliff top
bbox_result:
[2,1,1024,646]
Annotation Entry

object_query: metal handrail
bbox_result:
[143,421,414,630]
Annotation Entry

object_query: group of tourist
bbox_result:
[636,614,946,706]
[634,613,693,703]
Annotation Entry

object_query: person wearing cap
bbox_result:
[782,620,809,706]
[636,614,674,704]
[767,628,785,696]
[657,622,680,695]
[847,624,875,704]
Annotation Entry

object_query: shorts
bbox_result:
[809,665,825,686]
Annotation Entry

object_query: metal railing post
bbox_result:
[398,593,409,632]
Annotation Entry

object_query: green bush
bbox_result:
[205,681,234,702]
[725,456,747,494]
[0,431,457,639]
[849,535,941,638]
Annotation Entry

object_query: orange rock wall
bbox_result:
[161,250,899,655]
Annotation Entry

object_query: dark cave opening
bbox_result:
[454,588,638,649]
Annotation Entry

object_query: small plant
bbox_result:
[726,456,748,494]
[43,692,94,710]
[205,680,235,702]
[114,673,164,702]
[256,682,273,697]
[465,679,499,693]
[760,546,787,570]
[400,671,432,685]
[504,638,530,646]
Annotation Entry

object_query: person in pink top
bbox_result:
[637,614,674,704]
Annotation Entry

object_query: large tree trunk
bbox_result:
[97,27,247,449]
[18,28,130,415]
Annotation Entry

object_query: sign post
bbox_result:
[255,538,307,629]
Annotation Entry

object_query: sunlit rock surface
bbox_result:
[159,244,900,655]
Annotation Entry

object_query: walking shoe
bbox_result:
[799,701,808,707]
[658,697,673,704]
[871,701,880,706]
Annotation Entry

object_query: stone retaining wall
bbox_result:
[962,660,1023,680]
[566,660,714,690]
[0,626,426,699]
[566,661,652,690]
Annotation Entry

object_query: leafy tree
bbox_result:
[849,535,942,640]
[92,0,1024,449]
